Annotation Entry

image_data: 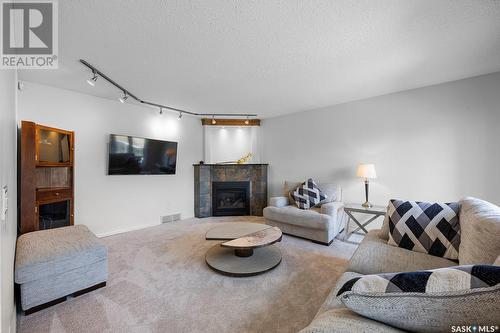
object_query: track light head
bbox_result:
[119,92,128,103]
[244,117,250,125]
[212,115,216,125]
[87,72,98,86]
[159,108,163,115]
[178,112,182,120]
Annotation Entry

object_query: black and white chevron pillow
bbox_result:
[335,265,500,332]
[291,178,327,210]
[337,265,500,333]
[387,199,460,260]
[337,265,500,297]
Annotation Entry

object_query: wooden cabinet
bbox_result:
[19,121,75,234]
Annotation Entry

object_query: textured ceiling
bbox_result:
[19,0,500,118]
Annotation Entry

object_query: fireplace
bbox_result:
[212,181,250,216]
[194,164,267,217]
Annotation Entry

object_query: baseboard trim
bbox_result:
[95,215,196,238]
[96,223,159,238]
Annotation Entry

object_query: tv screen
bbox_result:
[108,134,178,175]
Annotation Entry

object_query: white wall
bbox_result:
[263,72,500,208]
[18,82,203,236]
[0,70,17,333]
[204,125,261,163]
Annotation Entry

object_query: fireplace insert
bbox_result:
[212,181,250,216]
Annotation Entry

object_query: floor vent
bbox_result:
[161,213,181,223]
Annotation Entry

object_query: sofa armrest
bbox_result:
[269,196,289,208]
[321,202,344,218]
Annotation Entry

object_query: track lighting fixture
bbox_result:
[87,72,98,86]
[244,117,250,125]
[119,92,128,103]
[79,59,258,119]
[178,112,182,120]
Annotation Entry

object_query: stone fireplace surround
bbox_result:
[193,164,268,217]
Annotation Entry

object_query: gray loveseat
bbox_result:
[263,181,348,245]
[300,197,500,332]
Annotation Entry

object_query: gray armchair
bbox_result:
[263,181,348,245]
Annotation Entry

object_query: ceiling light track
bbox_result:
[80,59,257,118]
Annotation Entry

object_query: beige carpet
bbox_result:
[17,217,358,333]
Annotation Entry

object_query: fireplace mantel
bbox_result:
[192,164,269,166]
[194,164,268,217]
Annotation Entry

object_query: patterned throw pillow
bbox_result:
[291,179,327,210]
[387,199,460,260]
[336,265,500,333]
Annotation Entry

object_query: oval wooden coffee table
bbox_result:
[205,223,282,277]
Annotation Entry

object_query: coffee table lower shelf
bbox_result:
[205,244,282,277]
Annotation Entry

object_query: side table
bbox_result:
[343,203,387,240]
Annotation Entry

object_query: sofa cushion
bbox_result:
[284,181,302,205]
[291,179,327,209]
[15,225,107,284]
[380,205,391,240]
[283,180,302,196]
[263,205,332,230]
[336,265,500,333]
[348,230,456,275]
[459,197,500,265]
[387,199,460,260]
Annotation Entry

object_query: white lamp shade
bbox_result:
[356,164,377,179]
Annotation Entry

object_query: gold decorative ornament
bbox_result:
[237,153,252,164]
[217,153,253,165]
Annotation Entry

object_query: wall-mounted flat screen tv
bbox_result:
[108,134,178,175]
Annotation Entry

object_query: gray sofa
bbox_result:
[263,181,348,245]
[300,197,500,332]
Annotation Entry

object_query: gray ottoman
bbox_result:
[15,225,108,314]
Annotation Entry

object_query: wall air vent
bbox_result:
[160,213,181,223]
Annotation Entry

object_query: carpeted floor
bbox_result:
[17,217,358,333]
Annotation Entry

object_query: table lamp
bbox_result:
[356,164,377,208]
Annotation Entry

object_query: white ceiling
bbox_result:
[19,0,500,118]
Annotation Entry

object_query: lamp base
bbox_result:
[362,202,373,208]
